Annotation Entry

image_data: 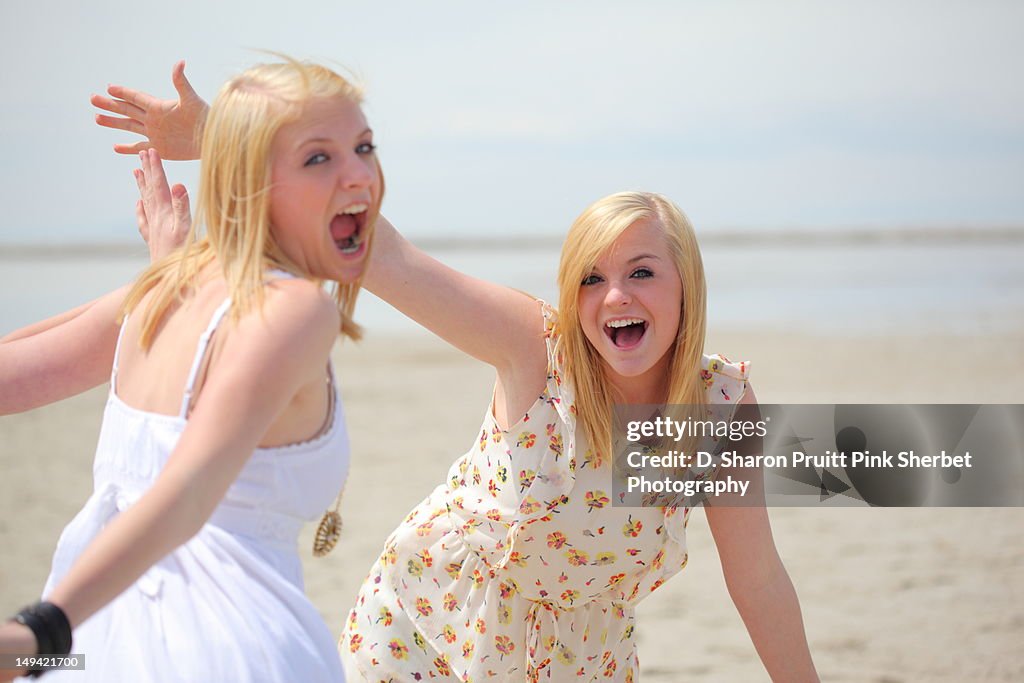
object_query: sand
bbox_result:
[2,326,1022,681]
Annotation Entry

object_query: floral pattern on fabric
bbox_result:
[342,302,749,682]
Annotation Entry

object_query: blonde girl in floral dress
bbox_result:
[341,198,818,682]
[88,69,818,682]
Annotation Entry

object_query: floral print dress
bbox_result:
[342,303,750,682]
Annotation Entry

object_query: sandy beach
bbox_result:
[2,324,1022,681]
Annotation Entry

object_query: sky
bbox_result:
[0,0,1022,245]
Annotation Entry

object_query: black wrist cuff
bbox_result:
[33,602,72,655]
[10,601,73,678]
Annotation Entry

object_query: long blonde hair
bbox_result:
[556,191,707,462]
[123,58,384,348]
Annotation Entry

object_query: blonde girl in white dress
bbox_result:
[0,59,383,681]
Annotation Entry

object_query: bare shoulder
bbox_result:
[217,279,339,380]
[258,278,340,341]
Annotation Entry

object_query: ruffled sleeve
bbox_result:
[702,353,750,403]
[699,353,752,452]
[697,353,752,478]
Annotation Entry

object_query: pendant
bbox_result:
[313,510,342,557]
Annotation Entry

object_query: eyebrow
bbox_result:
[628,254,661,263]
[587,253,661,274]
[296,128,373,148]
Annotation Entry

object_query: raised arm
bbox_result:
[704,389,820,682]
[365,217,548,414]
[92,61,209,160]
[0,282,338,675]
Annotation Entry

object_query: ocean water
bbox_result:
[1,241,1022,338]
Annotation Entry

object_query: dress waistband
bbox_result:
[207,503,305,553]
[106,484,304,554]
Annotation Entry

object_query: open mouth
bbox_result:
[604,318,648,349]
[330,203,369,256]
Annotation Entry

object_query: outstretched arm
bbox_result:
[364,217,548,420]
[0,296,105,344]
[92,60,209,160]
[704,390,820,682]
[0,284,126,414]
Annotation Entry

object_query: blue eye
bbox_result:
[304,153,329,167]
[631,267,653,279]
[581,273,603,286]
[356,142,377,155]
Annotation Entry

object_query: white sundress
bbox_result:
[36,283,349,682]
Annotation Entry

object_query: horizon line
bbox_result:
[1,225,1023,259]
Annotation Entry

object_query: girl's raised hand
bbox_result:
[91,60,209,160]
[133,149,191,261]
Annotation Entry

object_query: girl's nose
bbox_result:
[341,157,376,189]
[604,282,631,308]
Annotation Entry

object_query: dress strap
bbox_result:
[178,298,233,419]
[109,313,132,393]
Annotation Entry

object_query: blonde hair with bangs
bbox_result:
[556,191,707,462]
[123,57,384,348]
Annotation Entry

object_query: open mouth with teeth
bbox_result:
[604,318,648,349]
[330,203,369,256]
